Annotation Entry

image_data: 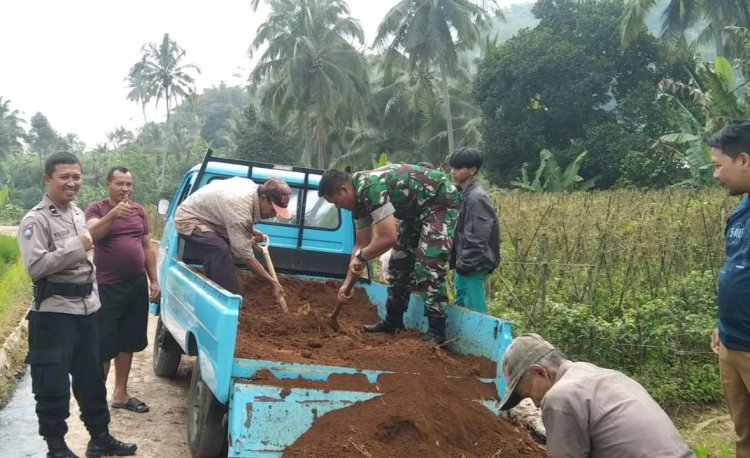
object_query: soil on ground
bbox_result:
[235,274,545,458]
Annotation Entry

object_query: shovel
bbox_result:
[329,274,357,331]
[258,239,288,313]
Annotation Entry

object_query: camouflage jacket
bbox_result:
[351,164,458,230]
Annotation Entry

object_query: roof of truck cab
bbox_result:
[189,161,322,187]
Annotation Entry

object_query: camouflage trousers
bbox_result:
[387,188,459,319]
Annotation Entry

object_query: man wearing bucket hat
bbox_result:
[499,333,692,457]
[174,176,291,302]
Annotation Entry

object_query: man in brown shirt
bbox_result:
[86,166,158,414]
[174,176,290,302]
[499,334,693,457]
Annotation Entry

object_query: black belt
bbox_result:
[33,279,93,309]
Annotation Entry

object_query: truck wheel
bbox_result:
[188,357,227,458]
[153,317,181,377]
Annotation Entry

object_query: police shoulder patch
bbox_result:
[22,223,33,240]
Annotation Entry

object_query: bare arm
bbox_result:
[143,234,160,302]
[87,200,132,242]
[361,215,398,260]
[243,257,277,285]
[338,217,398,303]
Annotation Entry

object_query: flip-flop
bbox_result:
[112,397,150,413]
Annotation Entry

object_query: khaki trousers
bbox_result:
[720,343,750,456]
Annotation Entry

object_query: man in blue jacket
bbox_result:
[708,120,750,456]
[449,148,500,313]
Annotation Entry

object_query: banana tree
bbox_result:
[511,149,599,193]
[657,55,748,187]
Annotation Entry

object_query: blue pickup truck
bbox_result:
[152,150,514,457]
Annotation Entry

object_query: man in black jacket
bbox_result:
[449,147,500,312]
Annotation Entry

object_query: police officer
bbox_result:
[18,152,137,458]
[319,164,460,344]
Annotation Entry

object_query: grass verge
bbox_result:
[0,259,31,403]
[673,404,736,457]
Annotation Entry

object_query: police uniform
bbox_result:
[352,164,460,319]
[18,194,110,440]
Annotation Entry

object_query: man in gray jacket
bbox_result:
[18,152,136,458]
[449,147,499,312]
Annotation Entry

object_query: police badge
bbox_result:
[23,223,33,240]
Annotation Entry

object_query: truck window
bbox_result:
[262,189,340,230]
[203,176,340,230]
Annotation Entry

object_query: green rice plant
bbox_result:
[0,235,19,265]
[488,187,735,404]
[691,443,732,458]
[0,260,31,340]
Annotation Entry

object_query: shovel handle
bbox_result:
[259,243,288,313]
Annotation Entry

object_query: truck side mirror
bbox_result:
[157,199,170,216]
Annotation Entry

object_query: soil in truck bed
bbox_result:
[234,274,545,458]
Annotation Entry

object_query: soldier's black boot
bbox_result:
[421,316,446,344]
[85,432,137,457]
[46,437,79,458]
[363,311,405,333]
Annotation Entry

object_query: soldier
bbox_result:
[319,164,460,344]
[18,152,137,458]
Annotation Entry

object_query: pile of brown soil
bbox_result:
[234,274,545,457]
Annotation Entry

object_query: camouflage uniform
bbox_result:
[352,164,460,319]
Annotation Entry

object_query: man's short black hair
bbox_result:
[449,147,483,170]
[707,121,750,160]
[417,161,435,169]
[106,166,130,182]
[318,169,351,197]
[44,152,81,177]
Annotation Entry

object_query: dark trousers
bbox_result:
[26,311,110,438]
[180,227,239,294]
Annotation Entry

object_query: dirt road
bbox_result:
[65,316,193,457]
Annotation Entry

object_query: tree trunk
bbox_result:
[440,62,455,160]
[303,132,311,167]
[712,17,725,57]
[160,96,170,194]
[316,112,327,169]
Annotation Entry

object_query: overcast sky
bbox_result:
[0,0,532,147]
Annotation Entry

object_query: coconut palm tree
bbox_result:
[125,58,152,124]
[373,0,499,157]
[337,51,484,169]
[250,0,370,168]
[140,33,201,125]
[136,33,200,190]
[0,97,25,158]
[621,0,750,56]
[107,126,135,150]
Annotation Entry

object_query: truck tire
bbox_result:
[153,317,181,377]
[188,356,227,458]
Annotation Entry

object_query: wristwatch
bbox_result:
[355,249,367,263]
